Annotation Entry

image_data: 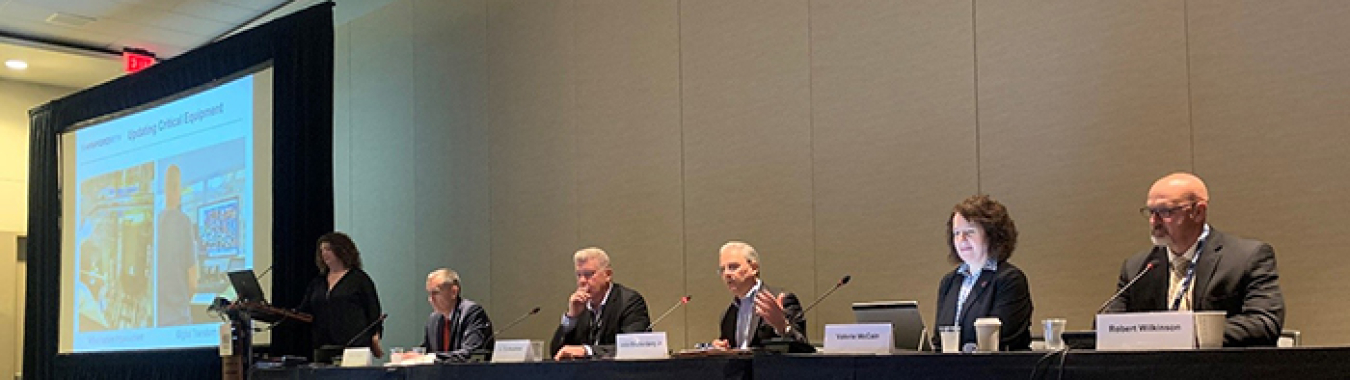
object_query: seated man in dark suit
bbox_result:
[712,241,807,349]
[1104,172,1285,347]
[551,247,651,359]
[421,268,494,355]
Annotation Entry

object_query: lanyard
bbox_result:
[1170,240,1204,310]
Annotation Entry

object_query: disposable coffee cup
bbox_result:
[938,326,961,353]
[1043,318,1067,350]
[974,318,1002,352]
[1194,311,1225,348]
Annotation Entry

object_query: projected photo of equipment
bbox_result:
[74,163,157,332]
[199,197,241,257]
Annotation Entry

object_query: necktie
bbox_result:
[442,315,452,351]
[1170,257,1191,310]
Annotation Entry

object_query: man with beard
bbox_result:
[1103,172,1284,347]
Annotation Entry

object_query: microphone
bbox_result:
[255,265,274,284]
[313,314,388,364]
[343,313,389,347]
[646,295,692,331]
[1097,260,1158,314]
[491,306,541,339]
[796,275,851,319]
[456,306,539,364]
[760,275,848,354]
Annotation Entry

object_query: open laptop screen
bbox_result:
[852,300,927,351]
[227,269,267,304]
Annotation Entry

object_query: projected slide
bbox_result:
[60,68,273,353]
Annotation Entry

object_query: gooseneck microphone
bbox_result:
[489,306,541,340]
[796,275,851,319]
[647,296,692,331]
[1097,261,1158,314]
[255,265,274,284]
[344,313,389,347]
[760,275,849,354]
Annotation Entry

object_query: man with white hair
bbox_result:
[551,247,651,359]
[421,268,494,355]
[713,241,807,349]
[1104,172,1285,346]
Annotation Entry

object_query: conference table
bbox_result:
[252,346,1350,380]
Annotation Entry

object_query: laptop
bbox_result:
[852,300,927,351]
[227,269,267,304]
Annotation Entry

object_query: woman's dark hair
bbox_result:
[946,194,1018,264]
[316,231,362,273]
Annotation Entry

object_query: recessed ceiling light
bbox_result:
[5,60,28,70]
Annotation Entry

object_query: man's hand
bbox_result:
[554,345,588,360]
[370,334,384,359]
[567,287,590,318]
[711,339,730,350]
[753,291,789,335]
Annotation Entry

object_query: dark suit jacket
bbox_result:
[549,282,650,356]
[1104,228,1284,347]
[933,261,1033,351]
[718,283,808,348]
[420,298,494,354]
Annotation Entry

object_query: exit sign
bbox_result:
[123,50,156,73]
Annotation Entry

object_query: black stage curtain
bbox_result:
[24,3,333,379]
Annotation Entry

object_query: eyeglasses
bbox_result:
[1139,202,1197,219]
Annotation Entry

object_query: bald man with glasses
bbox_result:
[1103,172,1285,347]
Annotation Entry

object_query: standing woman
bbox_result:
[299,231,384,358]
[933,195,1033,351]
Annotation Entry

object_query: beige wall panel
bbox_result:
[572,0,687,346]
[976,0,1191,330]
[0,233,18,380]
[11,260,22,378]
[345,0,422,347]
[1188,0,1350,345]
[410,0,493,317]
[809,0,978,333]
[487,0,580,343]
[680,0,814,345]
[0,80,72,233]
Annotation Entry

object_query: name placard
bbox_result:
[1096,311,1194,350]
[218,323,233,356]
[340,347,372,367]
[491,339,544,363]
[615,332,670,360]
[823,323,893,354]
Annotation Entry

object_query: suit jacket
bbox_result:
[933,261,1033,351]
[421,298,494,354]
[550,282,650,356]
[718,283,808,348]
[1104,228,1284,347]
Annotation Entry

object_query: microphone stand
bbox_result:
[647,296,692,331]
[761,275,852,354]
[1097,261,1158,314]
[464,306,541,363]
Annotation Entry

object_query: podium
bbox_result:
[219,269,312,380]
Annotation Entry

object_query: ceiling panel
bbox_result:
[0,0,284,88]
[174,0,265,24]
[0,17,120,49]
[210,0,275,12]
[0,43,122,89]
[107,4,231,37]
[110,0,190,12]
